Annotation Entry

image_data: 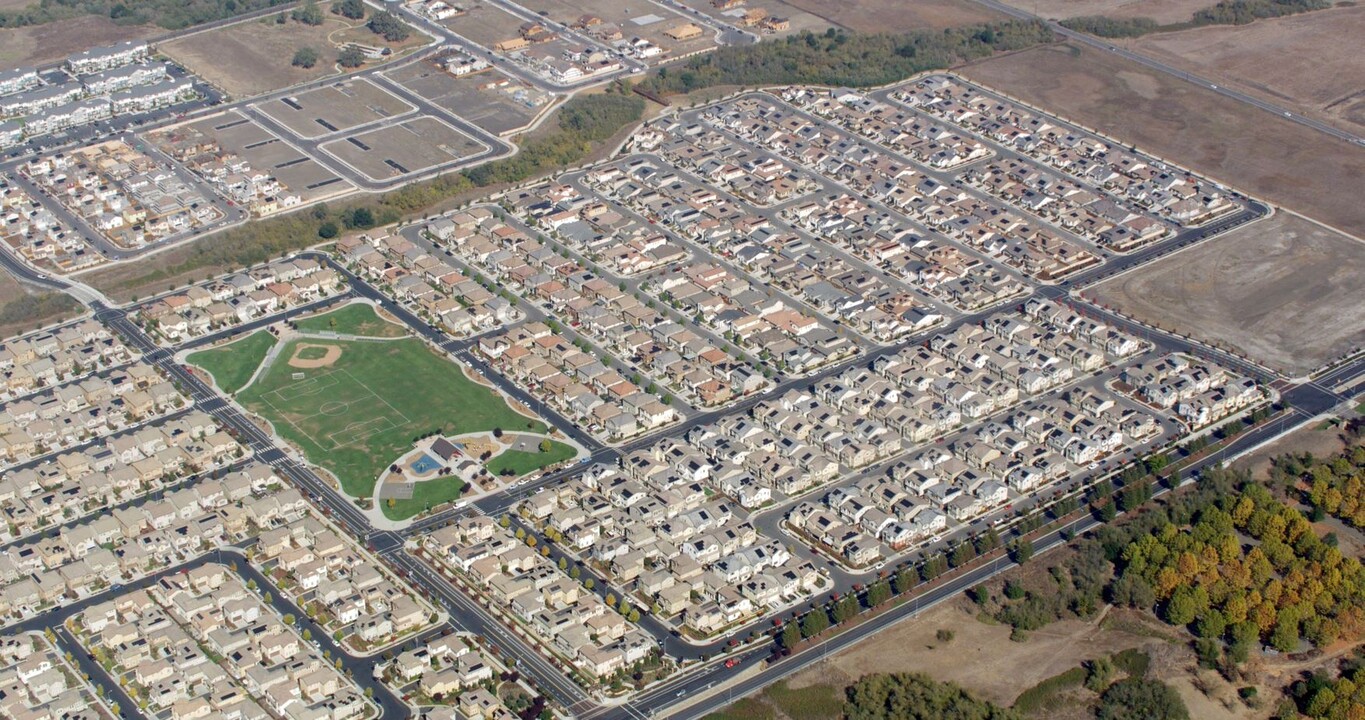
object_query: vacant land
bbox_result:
[1128,5,1365,132]
[161,13,353,98]
[238,336,544,497]
[785,601,1149,708]
[0,15,158,68]
[155,111,353,203]
[1088,213,1365,376]
[995,0,1211,22]
[321,117,486,181]
[773,0,1005,32]
[440,3,525,49]
[293,302,405,337]
[187,330,278,395]
[385,61,548,136]
[958,43,1365,236]
[258,79,414,139]
[0,275,82,338]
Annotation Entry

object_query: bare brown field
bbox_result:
[957,43,1365,236]
[0,275,83,338]
[1087,212,1365,376]
[786,601,1150,707]
[773,0,1006,32]
[1127,5,1365,132]
[995,0,1210,22]
[0,15,159,67]
[0,0,33,10]
[441,4,525,49]
[160,14,353,98]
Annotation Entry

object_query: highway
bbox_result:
[965,0,1365,148]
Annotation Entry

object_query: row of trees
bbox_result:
[0,0,288,29]
[1058,16,1161,37]
[1060,0,1327,37]
[635,23,1054,97]
[844,673,1019,720]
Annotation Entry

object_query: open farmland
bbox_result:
[0,15,159,67]
[1088,212,1365,376]
[1128,5,1365,133]
[772,0,1005,32]
[958,42,1365,236]
[160,11,354,98]
[994,0,1211,22]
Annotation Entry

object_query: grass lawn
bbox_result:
[486,440,576,477]
[703,697,776,720]
[764,681,845,720]
[187,331,277,395]
[238,336,543,498]
[294,302,406,338]
[383,476,466,521]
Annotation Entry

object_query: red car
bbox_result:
[725,659,737,669]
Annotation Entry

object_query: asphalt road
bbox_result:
[8,191,1360,720]
[964,0,1365,148]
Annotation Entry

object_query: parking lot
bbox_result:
[256,79,416,139]
[319,116,488,182]
[385,60,551,136]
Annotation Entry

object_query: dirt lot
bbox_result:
[441,3,526,49]
[320,116,486,181]
[786,601,1151,707]
[996,0,1210,22]
[156,111,353,202]
[773,0,1005,32]
[957,43,1365,237]
[257,78,414,138]
[0,274,83,338]
[160,12,355,99]
[385,61,550,136]
[1087,212,1365,376]
[0,15,159,68]
[1127,6,1365,132]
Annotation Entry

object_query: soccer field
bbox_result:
[238,336,545,497]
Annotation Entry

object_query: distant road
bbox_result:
[965,0,1365,148]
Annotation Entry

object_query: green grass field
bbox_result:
[294,302,406,338]
[238,336,544,497]
[383,476,467,521]
[487,440,576,477]
[187,331,277,395]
